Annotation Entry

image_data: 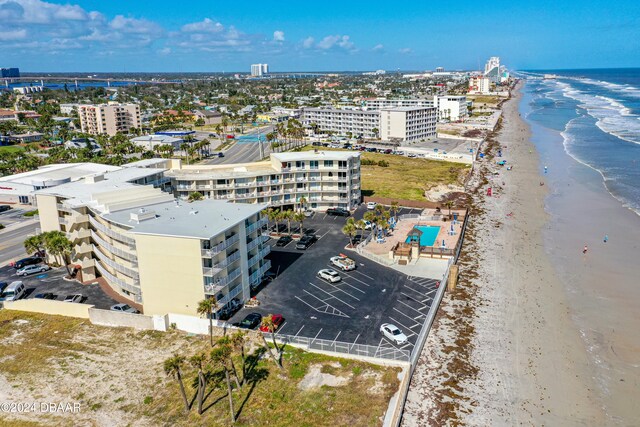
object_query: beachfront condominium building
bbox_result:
[34,168,270,317]
[167,151,362,211]
[379,107,437,142]
[78,103,141,136]
[484,57,501,84]
[301,107,380,138]
[251,64,268,77]
[468,76,491,95]
[364,96,467,122]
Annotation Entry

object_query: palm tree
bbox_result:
[356,219,366,240]
[298,196,307,212]
[293,211,305,235]
[197,297,219,346]
[23,234,45,258]
[189,353,207,415]
[44,231,72,275]
[164,354,190,413]
[363,210,377,232]
[444,200,454,219]
[216,336,241,389]
[261,208,273,231]
[390,201,400,222]
[180,142,191,164]
[210,344,236,424]
[260,315,283,369]
[230,331,248,385]
[342,221,357,248]
[188,191,204,202]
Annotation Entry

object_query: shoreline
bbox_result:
[402,81,606,425]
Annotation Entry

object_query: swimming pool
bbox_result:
[405,225,441,247]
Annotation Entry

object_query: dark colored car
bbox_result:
[296,234,317,250]
[234,313,263,329]
[217,152,224,157]
[326,207,350,217]
[383,149,393,154]
[0,282,8,294]
[0,205,12,213]
[34,293,57,300]
[13,257,43,269]
[275,235,293,247]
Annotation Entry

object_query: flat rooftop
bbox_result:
[105,199,267,240]
[271,151,360,162]
[0,163,120,186]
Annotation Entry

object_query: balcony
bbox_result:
[69,228,91,243]
[248,245,271,267]
[203,266,223,277]
[247,235,269,252]
[249,259,272,286]
[216,283,244,306]
[201,234,240,257]
[56,203,72,213]
[203,267,242,294]
[93,245,140,279]
[90,230,138,263]
[214,250,242,270]
[95,261,140,295]
[246,217,268,234]
[235,192,257,199]
[88,215,135,246]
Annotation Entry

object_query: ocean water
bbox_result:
[519,69,640,215]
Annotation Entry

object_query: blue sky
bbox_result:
[0,0,638,72]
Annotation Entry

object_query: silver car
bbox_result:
[110,303,140,314]
[317,269,341,283]
[16,264,50,276]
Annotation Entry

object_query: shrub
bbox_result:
[377,160,389,167]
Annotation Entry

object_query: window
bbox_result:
[324,160,333,167]
[295,161,305,169]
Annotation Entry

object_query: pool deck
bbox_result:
[364,208,465,258]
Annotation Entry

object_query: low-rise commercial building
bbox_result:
[78,103,141,136]
[34,169,269,316]
[130,134,183,151]
[194,110,222,126]
[167,151,361,211]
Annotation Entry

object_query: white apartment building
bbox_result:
[436,96,468,121]
[468,76,491,94]
[167,151,361,211]
[301,107,381,138]
[251,63,268,77]
[34,169,269,317]
[484,57,501,84]
[363,98,435,110]
[78,103,141,136]
[379,107,437,142]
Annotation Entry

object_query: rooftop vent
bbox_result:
[189,210,198,215]
[130,208,156,223]
[85,174,104,184]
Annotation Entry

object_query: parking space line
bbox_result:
[317,230,330,240]
[311,328,323,345]
[309,283,356,309]
[339,280,365,294]
[317,280,361,301]
[397,300,427,317]
[295,325,305,336]
[400,292,428,309]
[350,334,360,350]
[332,331,341,344]
[340,273,370,287]
[404,284,427,295]
[392,307,422,325]
[275,321,288,336]
[299,291,351,317]
[388,316,417,338]
[353,270,375,280]
[421,296,434,304]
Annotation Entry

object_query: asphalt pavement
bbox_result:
[0,209,39,267]
[200,126,274,165]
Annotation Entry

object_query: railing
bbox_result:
[93,245,140,279]
[94,261,140,294]
[202,234,239,257]
[246,217,268,234]
[398,214,420,221]
[203,266,223,277]
[217,283,244,306]
[265,333,410,362]
[90,230,138,263]
[247,235,269,252]
[235,192,257,199]
[89,215,135,245]
[249,259,272,286]
[214,250,241,269]
[56,203,72,213]
[248,245,271,268]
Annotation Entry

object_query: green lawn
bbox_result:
[0,145,25,154]
[299,146,470,201]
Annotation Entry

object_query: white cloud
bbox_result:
[273,30,285,42]
[181,17,223,33]
[109,15,162,35]
[373,44,384,51]
[0,28,26,40]
[302,36,315,49]
[314,35,355,51]
[399,47,412,54]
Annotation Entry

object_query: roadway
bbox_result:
[0,214,39,267]
[200,125,274,165]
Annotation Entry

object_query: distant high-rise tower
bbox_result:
[435,67,444,73]
[484,57,501,83]
[262,64,269,74]
[251,64,269,77]
[0,67,20,78]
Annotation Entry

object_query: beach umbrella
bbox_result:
[441,239,446,248]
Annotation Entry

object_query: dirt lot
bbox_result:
[0,310,401,427]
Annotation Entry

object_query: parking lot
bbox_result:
[229,205,440,354]
[0,265,119,309]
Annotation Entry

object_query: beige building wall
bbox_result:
[380,110,407,140]
[35,194,62,232]
[135,234,204,316]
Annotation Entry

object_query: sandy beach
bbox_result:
[402,81,612,425]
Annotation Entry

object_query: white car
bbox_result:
[110,303,140,314]
[317,269,341,283]
[363,220,373,230]
[16,264,50,276]
[366,202,377,210]
[380,323,408,345]
[330,255,356,271]
[303,209,314,218]
[64,294,83,303]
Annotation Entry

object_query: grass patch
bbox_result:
[300,146,470,200]
[22,210,38,217]
[0,145,25,154]
[0,311,400,427]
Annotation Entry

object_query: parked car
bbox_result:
[0,205,12,213]
[275,235,293,247]
[317,269,341,283]
[16,264,50,276]
[364,220,373,230]
[259,314,284,332]
[326,207,350,217]
[303,209,314,218]
[13,257,42,269]
[63,294,83,303]
[34,292,57,300]
[110,303,140,314]
[383,149,393,154]
[0,281,25,301]
[296,234,317,250]
[366,202,377,210]
[330,255,356,271]
[380,323,408,345]
[219,298,242,319]
[217,152,224,157]
[233,312,262,329]
[0,282,8,294]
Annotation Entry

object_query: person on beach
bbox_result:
[544,165,548,174]
[604,235,609,243]
[583,245,588,254]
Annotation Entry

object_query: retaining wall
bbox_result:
[88,308,155,330]
[3,299,94,319]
